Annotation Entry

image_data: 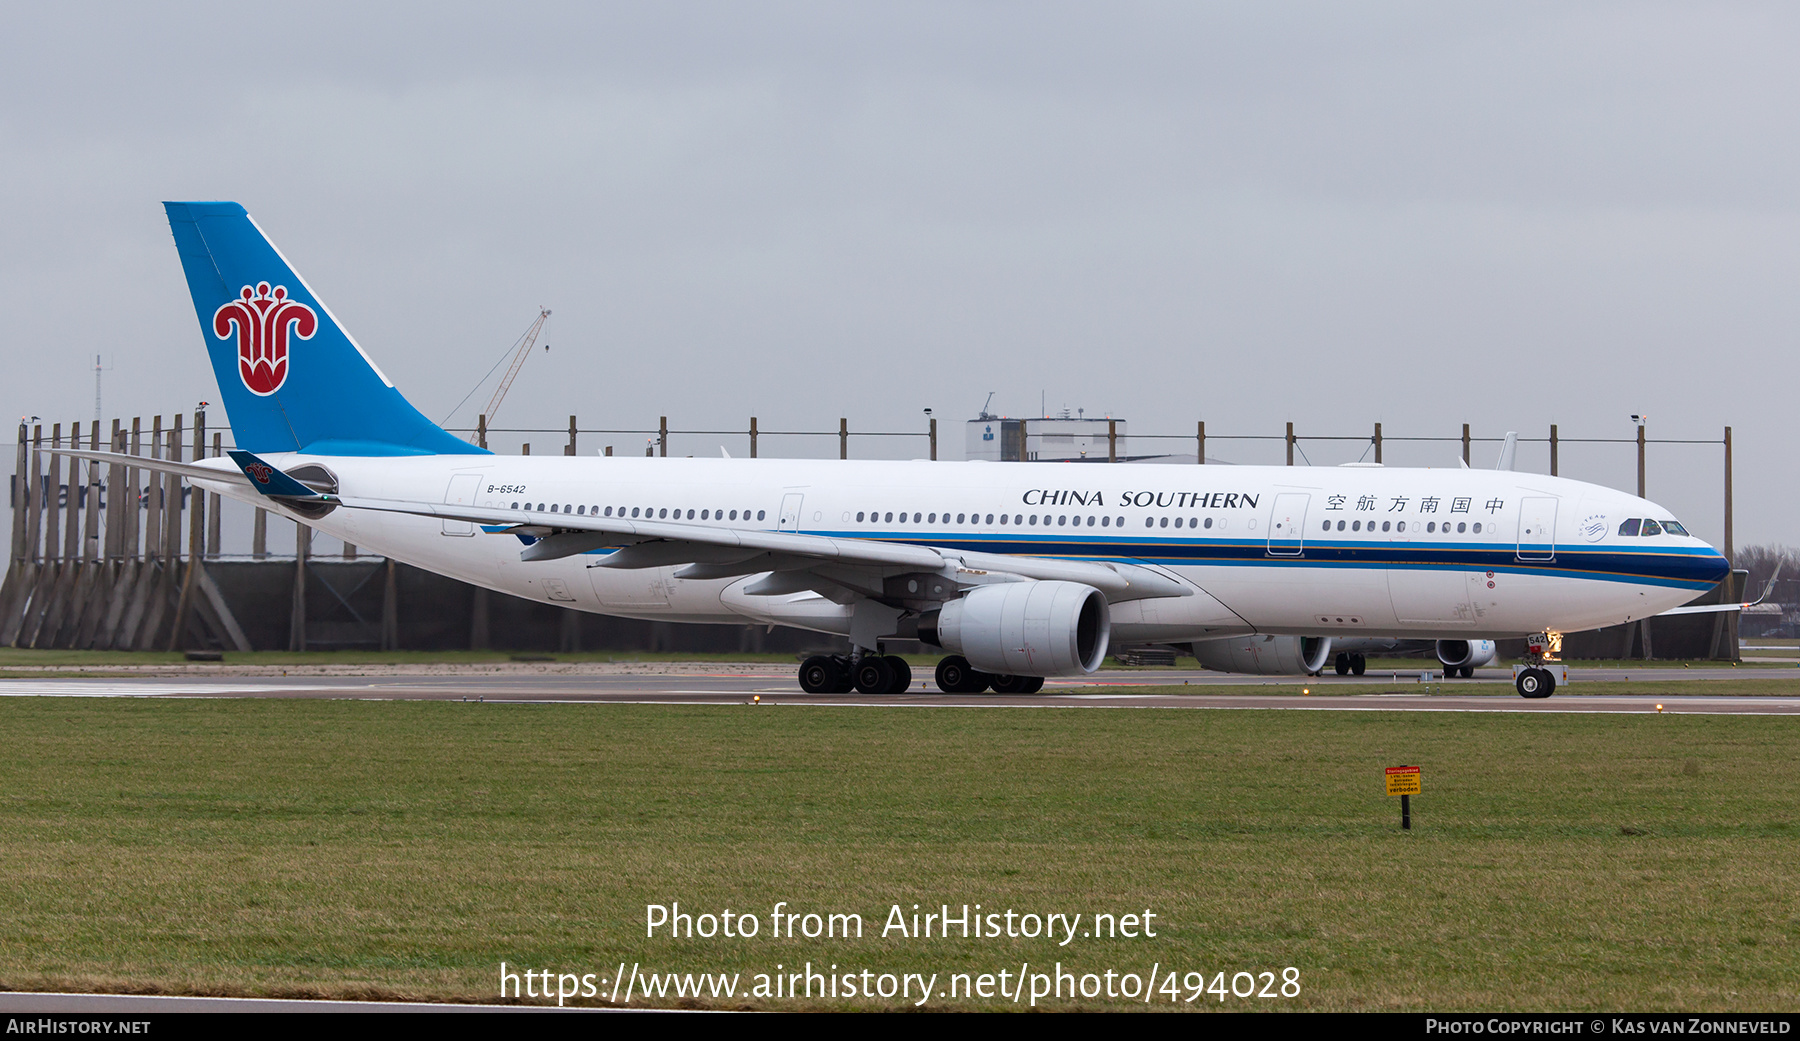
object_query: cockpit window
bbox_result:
[1660,520,1688,537]
[1617,518,1641,537]
[1640,519,1663,536]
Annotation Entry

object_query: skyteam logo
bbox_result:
[213,282,317,396]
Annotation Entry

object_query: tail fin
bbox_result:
[163,201,482,456]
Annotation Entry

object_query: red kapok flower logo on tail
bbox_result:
[213,283,317,396]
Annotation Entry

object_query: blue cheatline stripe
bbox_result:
[472,519,1724,591]
[808,529,1727,590]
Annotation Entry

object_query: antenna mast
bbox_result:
[476,308,551,439]
[93,354,112,423]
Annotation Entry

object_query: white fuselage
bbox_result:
[196,454,1727,645]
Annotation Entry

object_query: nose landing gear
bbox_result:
[1515,630,1562,698]
[1515,667,1556,698]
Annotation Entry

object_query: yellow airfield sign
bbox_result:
[1385,765,1421,797]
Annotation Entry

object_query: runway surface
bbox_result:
[0,664,1795,713]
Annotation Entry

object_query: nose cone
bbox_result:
[1699,546,1732,586]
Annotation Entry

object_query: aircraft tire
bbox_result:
[884,656,913,694]
[1334,653,1350,676]
[798,656,837,694]
[854,656,894,695]
[935,655,976,693]
[989,674,1044,694]
[1461,665,1476,679]
[1515,667,1555,699]
[1350,653,1367,676]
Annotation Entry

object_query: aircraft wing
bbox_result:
[333,493,1190,603]
[1656,564,1779,617]
[46,446,1193,603]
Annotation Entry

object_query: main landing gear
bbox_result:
[1333,652,1367,676]
[934,655,1044,695]
[797,653,1046,695]
[798,653,913,695]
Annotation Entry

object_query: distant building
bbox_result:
[966,410,1126,462]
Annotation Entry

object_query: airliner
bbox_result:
[60,202,1733,699]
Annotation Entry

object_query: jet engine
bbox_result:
[1435,639,1497,670]
[1191,635,1333,675]
[919,581,1110,676]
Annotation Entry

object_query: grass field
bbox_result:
[1,697,1797,1011]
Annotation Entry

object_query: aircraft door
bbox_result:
[441,474,482,536]
[778,492,805,532]
[1516,497,1558,562]
[1266,493,1309,557]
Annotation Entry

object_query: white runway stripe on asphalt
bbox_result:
[0,681,343,697]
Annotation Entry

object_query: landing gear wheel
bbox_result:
[935,655,989,694]
[884,655,912,694]
[1350,653,1367,676]
[798,655,838,694]
[990,674,1045,695]
[1334,653,1350,676]
[1516,667,1555,699]
[1460,664,1476,679]
[853,656,894,695]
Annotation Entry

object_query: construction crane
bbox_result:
[472,308,551,443]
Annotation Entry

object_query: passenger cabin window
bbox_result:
[1640,519,1663,536]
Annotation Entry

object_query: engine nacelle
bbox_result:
[1436,639,1497,670]
[920,581,1110,676]
[1191,635,1333,675]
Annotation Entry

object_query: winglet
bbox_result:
[227,450,331,500]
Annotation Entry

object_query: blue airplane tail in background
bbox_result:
[163,201,482,457]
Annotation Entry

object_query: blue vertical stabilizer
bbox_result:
[163,201,484,456]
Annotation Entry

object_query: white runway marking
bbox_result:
[0,681,342,697]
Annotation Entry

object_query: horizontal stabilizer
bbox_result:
[48,447,248,488]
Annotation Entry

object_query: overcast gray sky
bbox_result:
[3,2,1795,551]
